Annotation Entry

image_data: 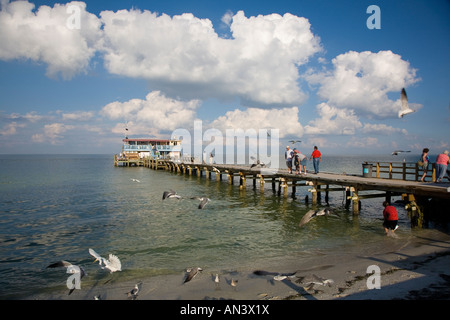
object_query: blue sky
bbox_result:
[0,0,449,155]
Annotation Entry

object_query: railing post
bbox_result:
[389,163,393,179]
[402,162,406,180]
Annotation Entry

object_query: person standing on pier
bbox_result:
[419,148,430,182]
[310,146,322,174]
[382,201,398,235]
[294,149,308,174]
[435,150,449,183]
[285,146,294,174]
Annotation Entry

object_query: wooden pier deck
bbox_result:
[117,156,450,227]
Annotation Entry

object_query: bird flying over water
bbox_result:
[391,150,411,155]
[191,197,210,209]
[212,167,220,174]
[131,178,140,182]
[162,190,182,200]
[89,248,122,273]
[298,208,337,227]
[46,260,87,295]
[398,88,415,118]
[250,160,266,169]
[289,140,301,144]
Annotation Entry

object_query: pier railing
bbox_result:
[366,161,435,182]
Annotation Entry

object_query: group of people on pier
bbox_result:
[419,148,449,183]
[285,145,322,175]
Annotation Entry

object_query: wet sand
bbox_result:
[28,228,450,301]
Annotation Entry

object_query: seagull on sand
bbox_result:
[162,190,182,200]
[398,88,415,118]
[46,260,87,295]
[303,274,334,290]
[126,282,142,299]
[184,267,202,283]
[231,278,238,289]
[391,150,411,155]
[298,208,337,227]
[253,270,299,282]
[89,248,122,273]
[212,273,220,289]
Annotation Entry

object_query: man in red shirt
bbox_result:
[309,146,322,174]
[382,201,399,235]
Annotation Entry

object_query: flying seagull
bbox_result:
[289,140,302,145]
[250,160,266,169]
[46,260,87,295]
[398,88,415,118]
[89,248,122,273]
[298,208,337,227]
[184,267,202,283]
[212,167,220,174]
[162,190,182,200]
[191,196,210,209]
[392,150,411,155]
[131,178,140,183]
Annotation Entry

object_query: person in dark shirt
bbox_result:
[382,201,398,235]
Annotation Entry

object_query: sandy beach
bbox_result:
[28,228,450,301]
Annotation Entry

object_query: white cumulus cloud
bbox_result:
[210,106,303,139]
[304,103,362,135]
[100,91,201,135]
[308,50,420,118]
[100,9,322,106]
[0,0,102,79]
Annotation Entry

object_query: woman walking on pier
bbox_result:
[420,148,430,182]
[310,146,322,174]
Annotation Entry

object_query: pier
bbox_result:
[117,156,450,228]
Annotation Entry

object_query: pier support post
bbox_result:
[292,180,297,198]
[239,173,246,190]
[352,188,359,215]
[228,172,233,185]
[403,194,424,228]
[259,175,265,193]
[280,178,288,197]
[310,181,318,205]
[345,187,351,209]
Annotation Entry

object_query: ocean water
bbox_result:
[0,153,445,299]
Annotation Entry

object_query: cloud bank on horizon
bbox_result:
[1,0,441,154]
